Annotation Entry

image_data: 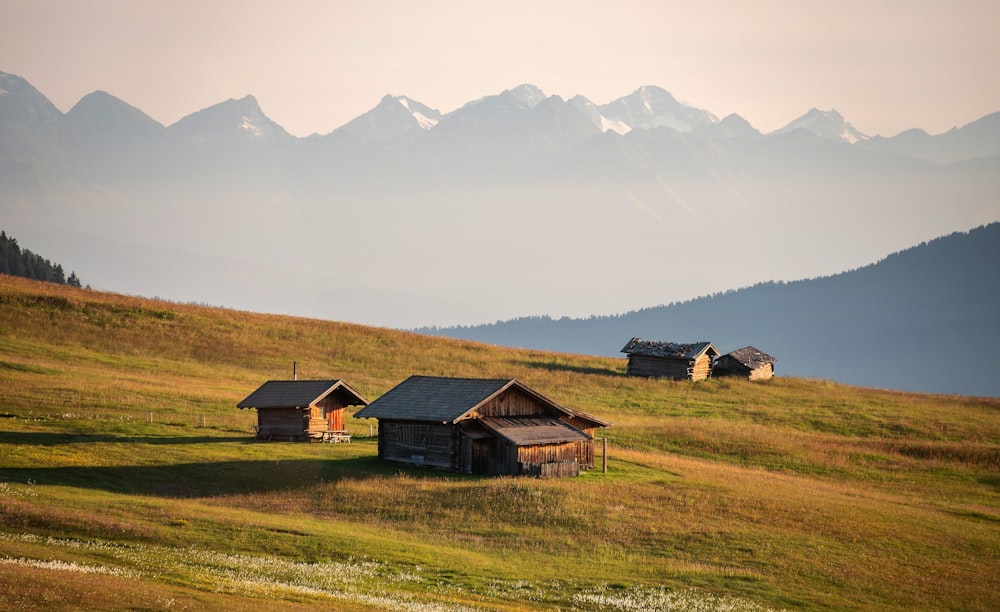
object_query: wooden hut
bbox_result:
[714,346,776,381]
[353,376,610,477]
[621,338,720,381]
[237,380,369,441]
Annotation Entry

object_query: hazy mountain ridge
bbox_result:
[1,69,998,357]
[4,70,995,150]
[0,71,62,126]
[855,111,1000,164]
[420,223,1000,396]
[773,108,867,143]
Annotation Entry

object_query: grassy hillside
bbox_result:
[1,275,998,611]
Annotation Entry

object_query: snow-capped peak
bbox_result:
[774,108,869,143]
[599,85,718,132]
[569,95,631,135]
[394,95,440,130]
[167,94,291,142]
[229,95,280,138]
[505,84,547,109]
[333,93,442,143]
[638,85,670,113]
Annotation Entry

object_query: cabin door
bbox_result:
[326,408,344,432]
[473,438,499,474]
[459,434,494,474]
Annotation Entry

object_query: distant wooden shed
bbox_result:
[237,379,369,441]
[354,376,610,477]
[714,346,776,381]
[621,338,720,381]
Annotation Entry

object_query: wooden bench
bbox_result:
[319,430,351,444]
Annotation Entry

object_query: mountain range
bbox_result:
[2,70,998,355]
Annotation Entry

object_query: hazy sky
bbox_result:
[3,0,998,138]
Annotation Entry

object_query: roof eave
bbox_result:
[566,408,612,428]
[313,379,371,408]
[689,342,720,359]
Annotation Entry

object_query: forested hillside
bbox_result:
[422,223,1000,397]
[0,230,81,287]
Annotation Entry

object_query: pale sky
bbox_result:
[2,0,999,137]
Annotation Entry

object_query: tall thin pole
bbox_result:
[602,438,608,473]
[293,361,297,381]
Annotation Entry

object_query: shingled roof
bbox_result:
[354,375,608,427]
[237,380,369,409]
[722,346,776,369]
[620,338,719,359]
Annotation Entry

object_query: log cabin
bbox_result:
[621,338,720,381]
[353,376,611,477]
[713,346,776,381]
[237,379,369,441]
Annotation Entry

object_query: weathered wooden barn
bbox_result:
[621,338,720,381]
[237,379,369,441]
[353,376,610,477]
[714,346,776,381]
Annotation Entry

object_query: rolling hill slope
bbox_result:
[1,273,999,609]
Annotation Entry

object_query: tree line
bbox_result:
[0,230,82,287]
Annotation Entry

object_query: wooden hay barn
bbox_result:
[353,376,610,477]
[237,379,369,441]
[714,346,776,381]
[621,338,720,381]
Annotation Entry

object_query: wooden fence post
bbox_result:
[602,438,608,473]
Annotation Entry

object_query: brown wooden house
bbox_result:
[714,346,776,381]
[237,380,369,441]
[621,338,720,381]
[353,376,610,477]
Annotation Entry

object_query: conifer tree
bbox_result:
[0,230,82,287]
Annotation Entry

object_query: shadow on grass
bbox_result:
[0,434,482,496]
[0,454,443,498]
[0,431,247,446]
[513,359,622,377]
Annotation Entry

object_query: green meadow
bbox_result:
[1,275,998,610]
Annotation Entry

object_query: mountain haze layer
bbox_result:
[2,70,998,354]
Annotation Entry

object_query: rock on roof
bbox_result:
[722,346,776,369]
[621,338,719,359]
[237,380,369,409]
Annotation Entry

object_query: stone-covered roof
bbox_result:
[237,380,369,409]
[354,375,609,427]
[721,346,776,369]
[620,338,719,360]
